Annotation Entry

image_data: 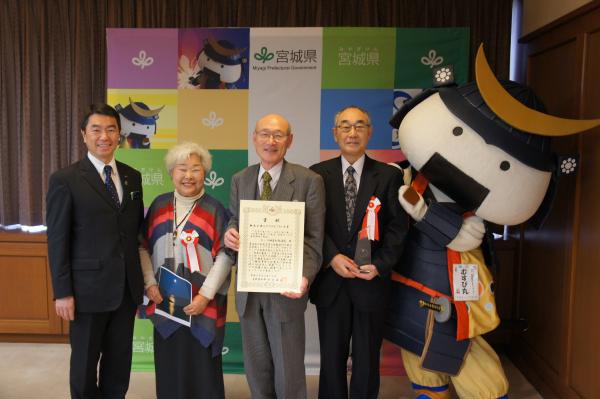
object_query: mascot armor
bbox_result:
[384,45,600,399]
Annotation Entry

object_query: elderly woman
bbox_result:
[140,142,233,399]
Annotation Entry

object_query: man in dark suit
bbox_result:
[310,106,408,399]
[46,103,144,399]
[224,113,325,399]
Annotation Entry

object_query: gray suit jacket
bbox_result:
[228,160,325,322]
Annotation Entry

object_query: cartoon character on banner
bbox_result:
[384,44,600,399]
[115,98,164,149]
[179,35,247,90]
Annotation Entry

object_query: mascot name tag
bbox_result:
[452,264,479,301]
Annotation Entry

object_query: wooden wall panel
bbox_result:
[569,27,600,399]
[520,40,579,376]
[0,251,49,320]
[0,233,63,336]
[527,39,579,118]
[514,2,600,398]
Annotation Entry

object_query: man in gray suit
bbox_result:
[224,113,325,399]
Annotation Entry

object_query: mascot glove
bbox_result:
[398,185,428,222]
[447,214,485,252]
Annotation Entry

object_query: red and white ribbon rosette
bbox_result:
[179,229,202,273]
[361,196,381,241]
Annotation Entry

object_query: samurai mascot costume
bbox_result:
[384,45,600,399]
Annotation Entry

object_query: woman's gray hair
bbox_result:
[164,142,212,173]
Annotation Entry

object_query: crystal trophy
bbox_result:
[354,227,371,267]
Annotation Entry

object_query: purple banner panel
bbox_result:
[107,28,178,89]
[178,28,249,89]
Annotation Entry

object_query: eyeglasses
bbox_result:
[336,123,371,134]
[255,130,288,142]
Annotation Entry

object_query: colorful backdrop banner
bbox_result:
[106,26,469,374]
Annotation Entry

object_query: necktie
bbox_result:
[103,165,121,207]
[260,171,272,200]
[344,166,357,230]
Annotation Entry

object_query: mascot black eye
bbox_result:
[500,161,511,171]
[220,64,224,68]
[132,122,136,126]
[146,126,150,129]
[452,127,463,136]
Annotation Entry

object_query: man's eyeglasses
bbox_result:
[336,123,370,134]
[255,130,288,142]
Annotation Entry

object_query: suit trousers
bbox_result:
[240,292,307,399]
[316,285,385,399]
[69,288,137,399]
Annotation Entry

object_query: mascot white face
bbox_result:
[119,115,157,138]
[398,93,552,226]
[197,51,242,84]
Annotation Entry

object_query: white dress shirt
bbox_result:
[87,152,123,203]
[258,160,284,197]
[341,154,365,191]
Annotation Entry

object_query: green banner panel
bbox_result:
[131,319,155,372]
[131,320,245,373]
[115,149,174,207]
[203,150,248,208]
[322,27,396,89]
[221,322,245,374]
[394,28,469,88]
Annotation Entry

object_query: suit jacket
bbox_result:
[46,156,144,313]
[228,161,325,322]
[309,155,408,312]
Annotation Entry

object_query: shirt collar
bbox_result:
[87,152,118,177]
[258,160,284,187]
[341,154,365,177]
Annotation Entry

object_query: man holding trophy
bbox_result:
[309,106,408,399]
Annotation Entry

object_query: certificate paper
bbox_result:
[237,200,305,293]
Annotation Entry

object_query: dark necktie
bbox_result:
[344,166,357,230]
[104,165,121,207]
[260,171,272,200]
